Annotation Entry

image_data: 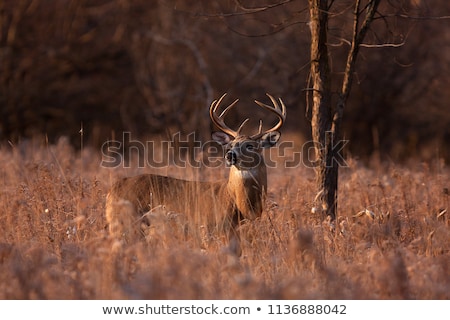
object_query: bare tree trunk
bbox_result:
[309,0,381,221]
[309,0,337,220]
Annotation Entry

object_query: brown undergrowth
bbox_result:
[0,138,448,299]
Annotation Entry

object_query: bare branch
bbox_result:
[332,0,380,139]
[232,0,293,13]
[174,0,296,18]
[359,41,405,48]
[340,0,381,103]
[226,19,309,38]
[381,14,450,20]
[355,0,381,48]
[328,36,406,48]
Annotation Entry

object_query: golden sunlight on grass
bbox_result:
[0,138,448,299]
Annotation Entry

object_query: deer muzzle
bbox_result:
[226,150,237,166]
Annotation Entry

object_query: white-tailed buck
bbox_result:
[106,93,286,254]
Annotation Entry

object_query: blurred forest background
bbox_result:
[1,0,449,161]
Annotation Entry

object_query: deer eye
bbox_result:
[245,144,255,151]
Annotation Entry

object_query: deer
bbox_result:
[105,93,286,255]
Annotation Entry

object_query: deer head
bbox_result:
[209,93,286,220]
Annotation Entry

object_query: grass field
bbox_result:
[0,137,448,299]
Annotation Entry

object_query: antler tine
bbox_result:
[252,93,286,139]
[236,118,250,136]
[210,93,240,138]
[257,119,263,136]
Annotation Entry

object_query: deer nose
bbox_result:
[225,150,237,165]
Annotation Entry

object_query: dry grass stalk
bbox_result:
[0,138,448,299]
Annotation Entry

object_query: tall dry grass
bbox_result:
[0,137,448,299]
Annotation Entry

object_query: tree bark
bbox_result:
[308,0,336,220]
[308,0,381,221]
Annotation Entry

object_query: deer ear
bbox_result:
[260,131,280,148]
[212,132,232,145]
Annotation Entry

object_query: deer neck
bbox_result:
[227,164,267,220]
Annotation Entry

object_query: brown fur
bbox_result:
[105,94,285,253]
[106,174,235,243]
[105,164,268,249]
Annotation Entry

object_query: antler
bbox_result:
[251,93,286,139]
[210,93,286,139]
[210,93,249,138]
